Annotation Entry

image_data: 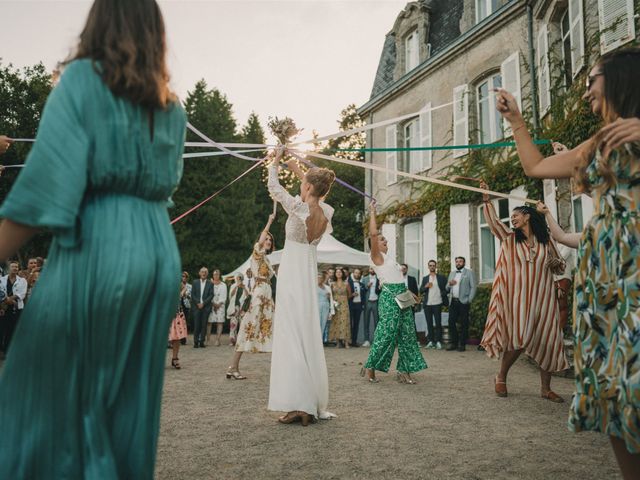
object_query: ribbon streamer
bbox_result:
[332,139,551,153]
[9,138,35,143]
[0,165,25,169]
[290,148,538,205]
[184,141,271,149]
[183,148,265,159]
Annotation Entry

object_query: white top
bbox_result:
[367,276,378,301]
[351,276,362,303]
[452,270,463,298]
[426,273,443,305]
[371,253,404,284]
[267,164,334,245]
[199,279,207,303]
[212,282,228,306]
[0,275,27,310]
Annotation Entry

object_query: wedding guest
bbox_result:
[419,260,448,350]
[245,268,255,293]
[328,267,351,348]
[168,284,188,369]
[179,271,191,344]
[192,267,213,348]
[496,48,640,475]
[227,215,275,379]
[25,270,40,304]
[445,257,477,351]
[0,261,27,356]
[226,273,248,346]
[327,267,335,285]
[317,271,332,343]
[401,263,420,340]
[348,267,365,347]
[362,202,427,384]
[0,2,187,476]
[361,268,381,347]
[207,269,227,346]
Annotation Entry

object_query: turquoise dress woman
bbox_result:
[0,60,186,478]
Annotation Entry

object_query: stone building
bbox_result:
[358,0,638,283]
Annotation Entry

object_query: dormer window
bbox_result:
[405,30,419,73]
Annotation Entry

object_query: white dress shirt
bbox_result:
[452,270,463,299]
[367,276,379,301]
[199,279,207,303]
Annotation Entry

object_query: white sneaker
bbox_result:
[436,342,442,350]
[425,341,435,349]
[362,341,371,347]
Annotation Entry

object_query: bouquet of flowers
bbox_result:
[268,116,301,145]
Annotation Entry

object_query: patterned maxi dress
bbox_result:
[0,60,186,478]
[364,253,427,374]
[480,201,568,372]
[328,281,351,343]
[568,144,640,453]
[235,243,274,353]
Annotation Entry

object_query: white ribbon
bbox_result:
[183,148,265,159]
[184,142,271,148]
[187,123,275,163]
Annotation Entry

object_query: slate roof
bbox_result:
[369,0,464,100]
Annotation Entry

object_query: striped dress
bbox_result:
[480,201,568,372]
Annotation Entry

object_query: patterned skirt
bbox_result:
[364,283,427,374]
[235,281,274,353]
[168,311,188,342]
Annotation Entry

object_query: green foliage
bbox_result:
[0,61,53,264]
[468,284,491,339]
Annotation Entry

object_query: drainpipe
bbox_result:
[526,0,540,133]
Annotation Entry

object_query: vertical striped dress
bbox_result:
[480,201,568,372]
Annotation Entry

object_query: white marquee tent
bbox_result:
[224,234,370,279]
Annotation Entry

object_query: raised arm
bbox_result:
[284,157,305,181]
[536,202,581,248]
[495,89,586,179]
[479,181,511,242]
[267,155,300,215]
[368,201,383,266]
[258,213,276,247]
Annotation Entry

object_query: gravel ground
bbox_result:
[155,336,620,480]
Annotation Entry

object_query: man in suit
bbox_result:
[445,256,477,351]
[361,268,382,347]
[191,267,213,348]
[419,259,449,350]
[347,268,365,347]
[0,261,27,357]
[400,264,420,340]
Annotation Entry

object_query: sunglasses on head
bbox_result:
[585,72,603,90]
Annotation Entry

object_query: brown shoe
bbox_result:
[494,376,507,397]
[541,390,564,403]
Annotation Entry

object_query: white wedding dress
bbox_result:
[267,164,335,419]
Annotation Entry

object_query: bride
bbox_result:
[267,149,336,426]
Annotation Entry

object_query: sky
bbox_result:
[2,0,410,141]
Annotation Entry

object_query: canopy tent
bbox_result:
[224,234,370,279]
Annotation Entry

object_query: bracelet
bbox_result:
[512,122,527,135]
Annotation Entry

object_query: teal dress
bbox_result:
[0,60,186,478]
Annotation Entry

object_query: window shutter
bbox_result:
[598,0,636,53]
[386,125,397,185]
[501,52,522,136]
[419,102,432,171]
[536,24,551,115]
[569,0,585,76]
[452,85,469,158]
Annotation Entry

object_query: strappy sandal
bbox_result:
[278,411,315,426]
[225,367,246,380]
[361,367,380,383]
[541,390,564,403]
[494,375,507,397]
[396,373,416,384]
[171,358,181,370]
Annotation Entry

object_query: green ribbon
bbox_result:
[332,139,551,152]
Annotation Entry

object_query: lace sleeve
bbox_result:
[267,164,302,215]
[320,202,334,237]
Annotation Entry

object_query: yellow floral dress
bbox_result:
[235,243,274,353]
[328,281,351,343]
[568,143,640,453]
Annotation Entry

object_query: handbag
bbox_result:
[384,286,417,310]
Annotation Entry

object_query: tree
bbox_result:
[0,61,53,264]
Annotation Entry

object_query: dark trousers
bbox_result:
[0,309,21,354]
[349,304,363,345]
[424,304,443,343]
[448,299,470,347]
[363,300,379,343]
[192,307,210,346]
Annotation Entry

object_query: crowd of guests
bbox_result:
[0,257,44,359]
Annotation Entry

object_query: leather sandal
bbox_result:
[171,358,181,369]
[541,390,564,403]
[494,375,507,397]
[225,367,246,380]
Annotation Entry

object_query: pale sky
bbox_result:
[2,0,409,141]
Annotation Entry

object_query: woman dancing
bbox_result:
[0,1,186,477]
[226,214,276,379]
[479,181,568,401]
[267,150,336,426]
[495,47,640,477]
[362,201,427,384]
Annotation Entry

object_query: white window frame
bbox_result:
[475,0,499,24]
[598,0,636,54]
[561,10,573,87]
[404,119,421,174]
[386,125,397,185]
[404,222,423,280]
[500,52,522,137]
[477,198,510,282]
[568,0,585,77]
[453,84,469,158]
[419,102,433,171]
[476,73,503,144]
[536,23,552,116]
[405,30,419,73]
